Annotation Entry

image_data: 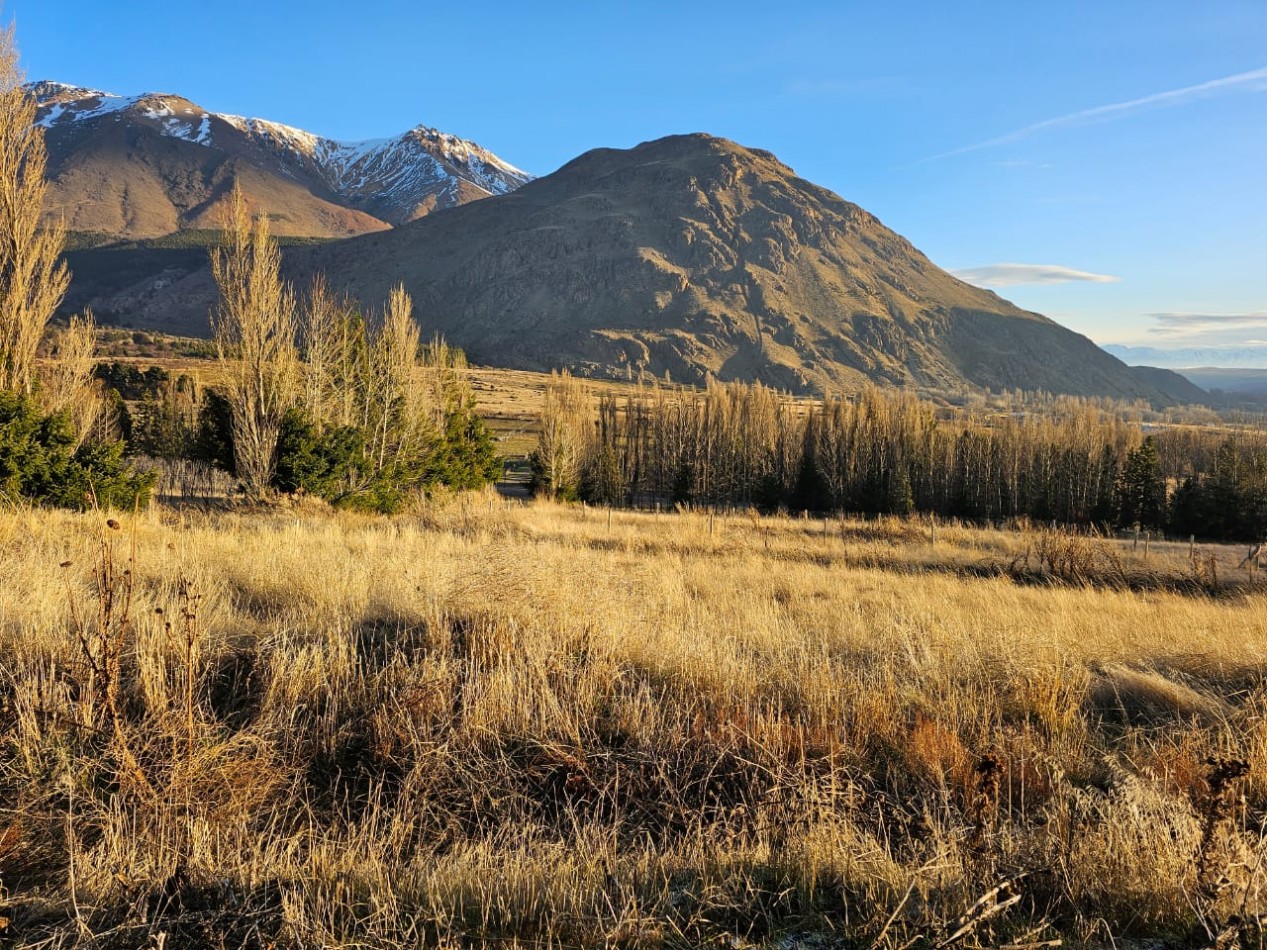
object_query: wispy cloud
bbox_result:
[1148,310,1267,340]
[924,66,1267,162]
[950,263,1120,287]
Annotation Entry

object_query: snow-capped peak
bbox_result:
[28,81,533,220]
[28,80,114,98]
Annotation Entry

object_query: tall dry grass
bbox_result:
[1,500,1266,947]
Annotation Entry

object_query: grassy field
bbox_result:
[2,497,1267,947]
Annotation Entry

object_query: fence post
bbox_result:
[1143,530,1150,561]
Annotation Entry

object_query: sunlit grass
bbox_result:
[1,496,1266,946]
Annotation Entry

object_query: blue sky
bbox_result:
[12,1,1266,348]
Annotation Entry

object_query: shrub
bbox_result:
[272,403,500,513]
[129,375,201,459]
[0,390,155,509]
[272,408,367,504]
[428,403,501,491]
[94,362,170,400]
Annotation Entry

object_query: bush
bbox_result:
[273,404,501,514]
[129,375,201,459]
[93,362,170,400]
[273,409,367,505]
[429,404,501,490]
[0,390,155,509]
[193,389,235,473]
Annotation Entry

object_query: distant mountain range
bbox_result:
[1102,343,1267,370]
[32,81,532,238]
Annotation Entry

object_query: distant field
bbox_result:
[2,498,1267,946]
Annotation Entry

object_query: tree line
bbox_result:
[535,374,1267,542]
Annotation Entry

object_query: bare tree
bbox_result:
[367,284,427,471]
[40,309,101,445]
[298,274,339,427]
[536,371,589,499]
[210,184,299,499]
[0,26,70,395]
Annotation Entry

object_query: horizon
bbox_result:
[13,0,1266,352]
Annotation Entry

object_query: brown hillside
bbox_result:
[292,133,1179,400]
[41,94,387,238]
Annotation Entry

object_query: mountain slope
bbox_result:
[32,81,532,239]
[290,134,1180,400]
[1123,366,1207,403]
[61,132,1189,402]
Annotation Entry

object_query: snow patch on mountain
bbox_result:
[219,114,322,158]
[34,87,133,128]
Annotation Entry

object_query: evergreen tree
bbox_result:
[789,419,831,512]
[0,392,155,509]
[1168,475,1209,540]
[1117,436,1166,530]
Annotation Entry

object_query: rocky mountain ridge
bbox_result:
[31,81,532,238]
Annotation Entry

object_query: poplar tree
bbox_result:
[210,184,299,498]
[0,27,70,395]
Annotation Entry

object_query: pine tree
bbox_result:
[1117,436,1166,530]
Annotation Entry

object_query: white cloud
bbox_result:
[924,66,1267,162]
[950,263,1121,287]
[1147,311,1267,340]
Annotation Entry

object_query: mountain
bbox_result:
[1102,343,1267,369]
[61,133,1194,403]
[1173,368,1267,397]
[32,81,532,239]
[290,134,1189,401]
[1121,366,1206,403]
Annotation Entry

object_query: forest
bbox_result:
[535,374,1267,542]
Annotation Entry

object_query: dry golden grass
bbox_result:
[2,498,1267,947]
